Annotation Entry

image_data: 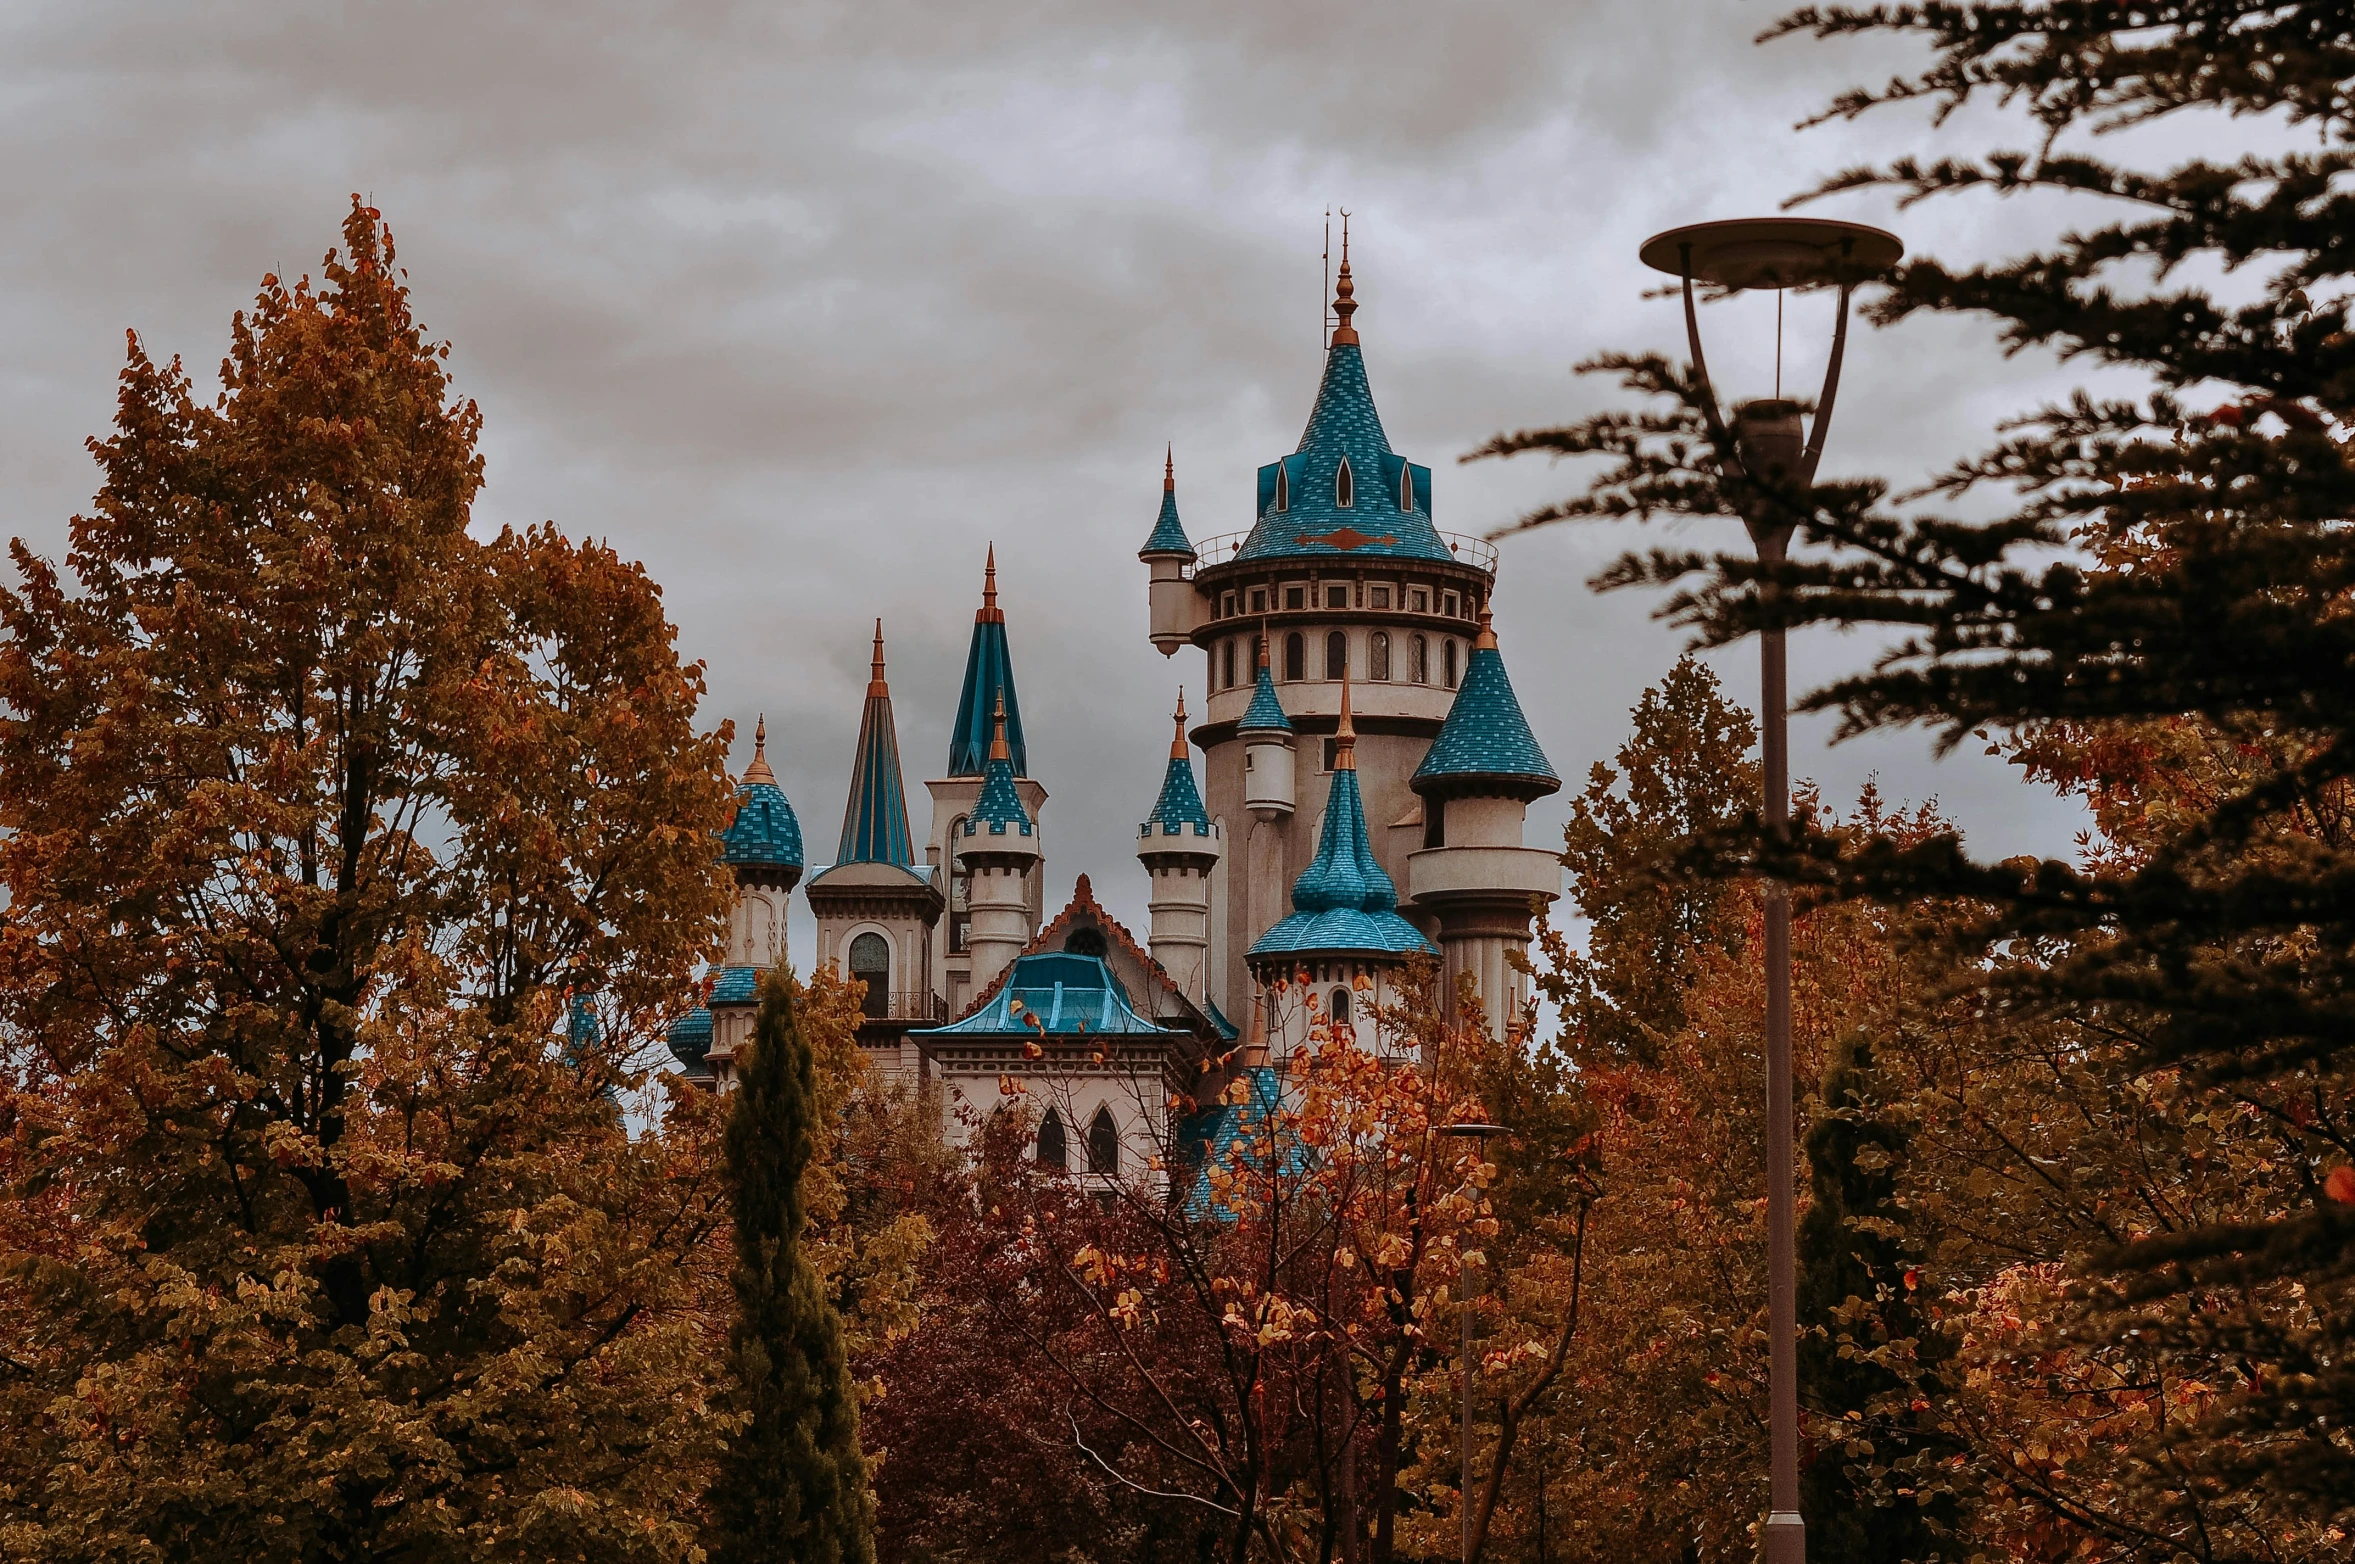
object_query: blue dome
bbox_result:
[1249,752,1433,961]
[723,779,804,869]
[666,1006,713,1069]
[1414,636,1559,800]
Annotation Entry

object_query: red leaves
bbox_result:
[2324,1165,2355,1205]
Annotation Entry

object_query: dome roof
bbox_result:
[1413,620,1559,801]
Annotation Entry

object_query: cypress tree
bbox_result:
[710,971,876,1564]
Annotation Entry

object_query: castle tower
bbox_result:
[955,695,1039,995]
[1149,240,1495,1023]
[668,717,806,1089]
[1247,675,1435,1059]
[1408,611,1562,1038]
[805,622,945,1081]
[926,548,1049,1016]
[1140,447,1197,657]
[1136,692,1223,1007]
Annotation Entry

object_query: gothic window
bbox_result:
[1221,639,1236,689]
[1410,635,1428,683]
[1065,928,1108,958]
[1087,1106,1119,1175]
[1335,457,1354,509]
[1444,639,1459,689]
[849,932,890,1019]
[1275,464,1289,512]
[1284,633,1306,681]
[1037,1107,1067,1171]
[1399,464,1415,511]
[1330,987,1351,1027]
[1370,632,1391,681]
[1325,631,1347,681]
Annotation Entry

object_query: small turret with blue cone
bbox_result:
[1137,691,1223,1006]
[669,714,804,1087]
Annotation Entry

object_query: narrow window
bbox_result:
[1444,639,1459,689]
[1286,585,1306,610]
[1399,465,1414,511]
[1037,1107,1067,1171]
[1251,588,1268,614]
[1443,591,1459,618]
[1330,987,1351,1027]
[1221,591,1236,618]
[1284,633,1306,681]
[1371,585,1392,609]
[1423,798,1446,849]
[1326,584,1349,609]
[1325,631,1347,681]
[1335,457,1354,509]
[1321,737,1338,772]
[1370,632,1391,681]
[849,932,890,1019]
[1222,639,1237,689]
[1087,1107,1119,1175]
[1410,587,1429,613]
[1411,635,1428,683]
[1275,464,1289,512]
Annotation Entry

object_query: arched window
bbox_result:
[1325,631,1347,681]
[1284,633,1306,682]
[1410,635,1429,683]
[1037,1107,1067,1171]
[1370,632,1390,681]
[849,932,890,1019]
[1087,1106,1119,1175]
[1399,464,1415,511]
[1222,639,1236,689]
[1330,987,1351,1028]
[1335,457,1354,509]
[1275,464,1289,512]
[1064,928,1108,957]
[1444,639,1459,690]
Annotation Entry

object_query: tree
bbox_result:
[0,199,743,1562]
[709,971,876,1564]
[1476,1,2355,1546]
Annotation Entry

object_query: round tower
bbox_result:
[1140,447,1199,657]
[671,715,806,1089]
[1407,611,1562,1038]
[1238,641,1295,822]
[1137,692,1223,1006]
[956,695,1039,996]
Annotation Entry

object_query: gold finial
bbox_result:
[988,691,1011,764]
[744,713,777,784]
[1257,631,1271,671]
[1329,211,1358,347]
[1164,444,1175,492]
[1170,691,1189,759]
[1475,604,1497,652]
[868,619,889,696]
[978,546,1003,624]
[1334,667,1357,771]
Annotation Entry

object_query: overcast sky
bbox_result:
[4,1,2226,955]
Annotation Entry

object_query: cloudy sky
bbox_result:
[3,2,2204,953]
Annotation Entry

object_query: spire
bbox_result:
[1141,447,1196,560]
[836,621,916,865]
[1144,691,1212,835]
[1333,669,1356,771]
[1475,604,1499,651]
[743,714,776,784]
[1413,610,1560,802]
[988,692,1010,763]
[1329,218,1358,347]
[1170,690,1190,760]
[964,692,1035,841]
[949,550,1027,775]
[1165,444,1175,490]
[1238,636,1293,735]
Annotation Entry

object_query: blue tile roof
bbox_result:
[948,559,1028,777]
[1231,338,1456,567]
[1239,660,1293,733]
[1414,640,1560,799]
[964,750,1034,841]
[1143,750,1211,835]
[838,628,917,867]
[1140,458,1195,560]
[710,965,761,1006]
[724,779,805,869]
[1249,759,1435,960]
[1178,1067,1309,1220]
[666,1006,713,1069]
[913,952,1179,1039]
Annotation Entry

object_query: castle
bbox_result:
[665,252,1563,1185]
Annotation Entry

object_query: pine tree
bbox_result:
[1479,1,2355,1541]
[1797,1035,1955,1564]
[709,970,876,1564]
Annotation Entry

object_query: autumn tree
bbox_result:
[0,199,743,1562]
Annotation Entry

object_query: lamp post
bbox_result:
[1439,1119,1505,1564]
[1634,217,1902,1564]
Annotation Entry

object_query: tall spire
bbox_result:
[1170,690,1190,760]
[1333,668,1356,771]
[836,621,916,866]
[1142,689,1211,836]
[1329,216,1358,347]
[743,714,775,784]
[988,692,1010,763]
[948,549,1026,775]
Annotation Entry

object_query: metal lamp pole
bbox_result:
[1439,1120,1505,1564]
[1633,217,1903,1564]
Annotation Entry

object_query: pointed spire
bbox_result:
[979,545,1002,623]
[1413,609,1560,802]
[1165,444,1175,490]
[1239,633,1292,735]
[966,691,1034,841]
[1170,691,1190,760]
[988,692,1010,763]
[1143,690,1211,837]
[1329,217,1358,347]
[743,714,776,784]
[837,622,916,866]
[1475,604,1498,651]
[950,549,1027,775]
[1142,449,1195,559]
[1334,668,1356,771]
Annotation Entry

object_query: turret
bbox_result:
[1141,447,1200,658]
[679,715,807,1089]
[1137,692,1223,1006]
[1407,610,1562,1038]
[956,695,1039,996]
[1238,640,1295,822]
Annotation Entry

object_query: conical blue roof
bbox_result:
[1140,451,1195,560]
[838,625,916,866]
[1239,657,1292,734]
[947,551,1028,777]
[1232,261,1454,567]
[1249,706,1433,961]
[961,697,1034,846]
[1414,628,1560,800]
[1143,702,1211,834]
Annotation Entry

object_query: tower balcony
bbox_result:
[1188,529,1499,574]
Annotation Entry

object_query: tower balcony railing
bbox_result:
[857,988,951,1023]
[1187,529,1499,576]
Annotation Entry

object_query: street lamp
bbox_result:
[1635,216,1903,1564]
[1438,1120,1506,1564]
